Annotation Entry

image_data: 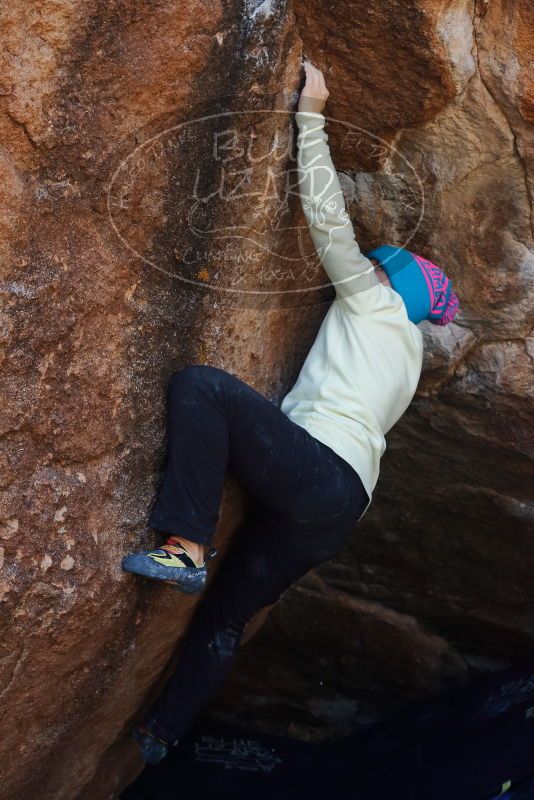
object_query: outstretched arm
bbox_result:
[296,63,379,304]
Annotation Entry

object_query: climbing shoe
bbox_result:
[131,719,178,764]
[121,535,218,594]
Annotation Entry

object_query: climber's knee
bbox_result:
[169,363,214,386]
[167,364,227,398]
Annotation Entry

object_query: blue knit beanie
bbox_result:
[364,244,459,325]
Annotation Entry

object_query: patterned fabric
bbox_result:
[411,253,460,325]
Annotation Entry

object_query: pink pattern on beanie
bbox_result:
[436,290,460,325]
[411,253,460,326]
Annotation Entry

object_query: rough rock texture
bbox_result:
[0,1,532,798]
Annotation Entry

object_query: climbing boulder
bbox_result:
[0,1,532,798]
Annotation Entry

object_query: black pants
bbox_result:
[144,364,369,742]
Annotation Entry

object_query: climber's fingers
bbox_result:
[302,61,330,98]
[299,61,329,114]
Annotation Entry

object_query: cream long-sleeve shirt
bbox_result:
[280,111,424,518]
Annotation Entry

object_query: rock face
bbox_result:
[0,1,532,798]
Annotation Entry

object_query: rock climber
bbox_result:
[121,60,460,763]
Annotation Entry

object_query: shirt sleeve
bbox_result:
[295,110,382,308]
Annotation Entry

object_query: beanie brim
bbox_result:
[365,245,432,324]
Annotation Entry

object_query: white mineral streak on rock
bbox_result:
[0,519,19,540]
[40,554,53,573]
[54,507,67,522]
[436,0,477,89]
[248,0,273,20]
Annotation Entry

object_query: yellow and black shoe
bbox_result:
[122,536,218,594]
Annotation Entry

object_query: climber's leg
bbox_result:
[142,508,353,743]
[141,439,369,744]
[123,364,323,591]
[146,364,316,546]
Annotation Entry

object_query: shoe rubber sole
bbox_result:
[121,553,207,594]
